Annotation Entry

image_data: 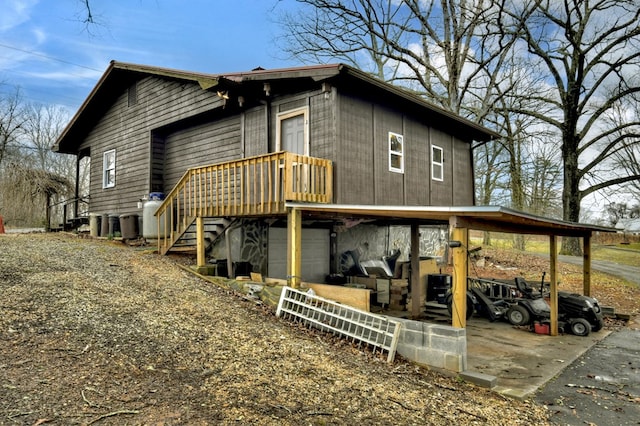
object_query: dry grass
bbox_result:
[473,246,640,316]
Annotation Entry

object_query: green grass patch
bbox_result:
[618,242,640,250]
[592,246,640,267]
[471,236,640,267]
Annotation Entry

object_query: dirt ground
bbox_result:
[0,233,637,425]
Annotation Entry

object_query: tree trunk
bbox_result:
[508,134,526,251]
[513,234,525,251]
[560,134,583,255]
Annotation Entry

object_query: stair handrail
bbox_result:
[154,151,333,254]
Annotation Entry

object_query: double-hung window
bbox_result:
[103,149,116,188]
[388,132,404,173]
[431,145,444,181]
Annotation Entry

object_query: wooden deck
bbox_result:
[155,152,333,254]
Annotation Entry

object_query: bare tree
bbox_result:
[0,91,78,227]
[278,0,538,251]
[278,0,517,119]
[0,163,72,228]
[501,0,640,254]
[476,50,562,249]
[23,104,75,177]
[607,91,640,200]
[0,85,28,169]
[277,0,406,81]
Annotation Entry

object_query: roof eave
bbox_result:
[284,203,614,236]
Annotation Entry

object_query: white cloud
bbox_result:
[32,27,47,44]
[0,0,39,32]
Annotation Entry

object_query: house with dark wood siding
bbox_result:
[54,62,613,373]
[53,61,495,285]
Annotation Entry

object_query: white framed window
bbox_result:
[103,149,116,188]
[431,145,444,181]
[388,132,404,173]
[276,107,309,155]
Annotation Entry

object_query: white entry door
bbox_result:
[281,114,306,154]
[267,227,330,283]
[277,108,308,155]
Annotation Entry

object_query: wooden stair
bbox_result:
[154,152,333,255]
[161,217,234,254]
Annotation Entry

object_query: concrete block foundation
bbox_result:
[394,318,467,373]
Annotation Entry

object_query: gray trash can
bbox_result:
[100,213,109,237]
[119,214,138,239]
[108,214,121,237]
[89,213,101,237]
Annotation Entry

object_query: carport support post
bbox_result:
[549,235,559,336]
[287,207,302,289]
[410,222,421,318]
[450,220,468,329]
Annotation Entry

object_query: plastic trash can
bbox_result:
[108,214,121,237]
[100,213,109,237]
[119,214,138,239]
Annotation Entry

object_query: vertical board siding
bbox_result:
[373,104,404,205]
[335,90,475,208]
[404,117,430,206]
[336,96,375,204]
[243,107,267,157]
[452,137,473,205]
[309,93,335,161]
[150,133,165,193]
[86,76,223,215]
[164,115,242,191]
[429,128,453,206]
[83,72,476,217]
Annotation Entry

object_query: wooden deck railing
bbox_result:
[155,152,333,254]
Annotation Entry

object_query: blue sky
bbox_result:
[0,0,298,111]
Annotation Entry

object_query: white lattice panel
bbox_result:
[276,286,402,362]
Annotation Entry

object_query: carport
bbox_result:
[284,203,612,336]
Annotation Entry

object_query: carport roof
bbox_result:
[285,203,614,237]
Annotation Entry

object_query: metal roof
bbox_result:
[285,203,614,237]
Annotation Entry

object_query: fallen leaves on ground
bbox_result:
[0,233,552,425]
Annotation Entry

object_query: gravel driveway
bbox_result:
[0,233,550,425]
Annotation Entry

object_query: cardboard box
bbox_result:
[353,276,378,290]
[391,279,408,288]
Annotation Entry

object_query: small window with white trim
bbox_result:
[388,132,404,173]
[103,149,116,188]
[431,145,443,181]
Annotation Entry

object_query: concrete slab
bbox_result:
[465,316,609,400]
[459,370,497,389]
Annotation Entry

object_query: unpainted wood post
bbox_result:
[287,207,302,288]
[196,216,205,267]
[450,222,468,329]
[225,228,233,279]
